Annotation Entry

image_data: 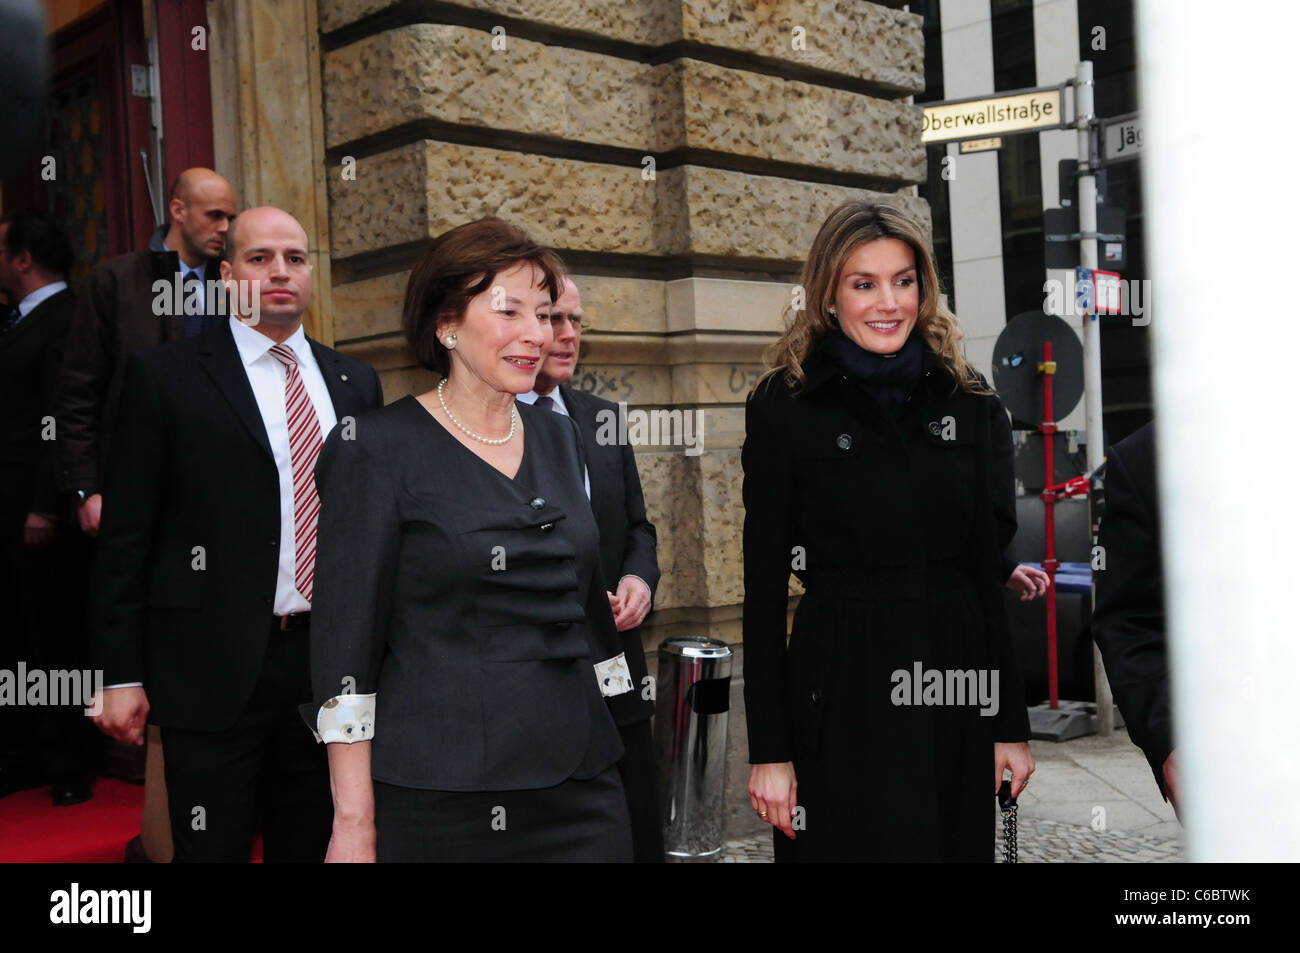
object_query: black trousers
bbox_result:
[161,623,331,862]
[617,719,664,862]
[0,470,102,784]
[374,764,633,862]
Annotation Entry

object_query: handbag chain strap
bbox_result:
[997,780,1018,863]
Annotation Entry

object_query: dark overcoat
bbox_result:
[1090,422,1170,799]
[742,340,1031,861]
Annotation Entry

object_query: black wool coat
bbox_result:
[1090,422,1171,799]
[742,341,1031,862]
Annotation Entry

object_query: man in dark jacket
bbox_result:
[0,210,99,805]
[521,276,663,861]
[55,168,237,532]
[1091,422,1177,811]
[54,168,236,860]
[89,207,383,862]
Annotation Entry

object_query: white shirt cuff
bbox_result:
[594,653,634,697]
[313,693,376,743]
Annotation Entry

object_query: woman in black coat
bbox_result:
[743,201,1035,861]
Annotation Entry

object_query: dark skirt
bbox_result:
[375,765,633,862]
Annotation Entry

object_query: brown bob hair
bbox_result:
[402,217,566,377]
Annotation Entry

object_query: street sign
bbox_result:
[922,85,1066,144]
[1045,207,1079,268]
[1044,205,1127,270]
[1076,267,1094,311]
[959,136,1003,153]
[1094,269,1122,314]
[1100,113,1142,163]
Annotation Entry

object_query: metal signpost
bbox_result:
[925,63,1142,737]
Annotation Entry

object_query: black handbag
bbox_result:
[997,779,1018,863]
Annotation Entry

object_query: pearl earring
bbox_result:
[444,333,457,348]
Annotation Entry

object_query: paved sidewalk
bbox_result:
[716,731,1182,862]
[708,657,1182,862]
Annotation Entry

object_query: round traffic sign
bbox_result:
[991,310,1084,425]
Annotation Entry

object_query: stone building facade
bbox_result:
[204,0,929,663]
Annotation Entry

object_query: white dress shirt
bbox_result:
[229,316,337,615]
[17,280,68,318]
[519,388,590,499]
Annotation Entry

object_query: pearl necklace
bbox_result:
[437,378,517,445]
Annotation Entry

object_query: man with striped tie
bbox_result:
[89,207,383,862]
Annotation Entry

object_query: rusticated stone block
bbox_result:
[319,0,922,90]
[325,28,923,182]
[332,271,409,341]
[679,0,922,92]
[636,449,702,610]
[673,164,930,260]
[328,140,925,261]
[327,141,683,260]
[699,447,743,605]
[673,59,924,181]
[321,0,672,46]
[324,25,657,151]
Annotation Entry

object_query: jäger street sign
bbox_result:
[1100,112,1142,162]
[922,86,1066,144]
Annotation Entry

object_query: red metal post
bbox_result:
[1039,342,1060,709]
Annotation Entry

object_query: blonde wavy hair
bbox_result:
[757,201,989,396]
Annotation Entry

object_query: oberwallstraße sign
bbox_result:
[1101,113,1142,162]
[922,85,1066,144]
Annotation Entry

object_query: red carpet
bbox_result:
[0,777,144,863]
[0,778,264,862]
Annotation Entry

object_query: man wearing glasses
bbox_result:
[520,276,663,862]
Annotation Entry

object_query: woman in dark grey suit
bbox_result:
[306,219,635,862]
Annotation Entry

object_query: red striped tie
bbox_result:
[269,343,322,602]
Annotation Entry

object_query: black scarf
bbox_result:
[822,328,925,412]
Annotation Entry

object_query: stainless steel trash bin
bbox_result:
[654,636,733,860]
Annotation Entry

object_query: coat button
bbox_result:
[529,497,545,509]
[539,522,554,532]
[836,433,852,451]
[810,689,824,704]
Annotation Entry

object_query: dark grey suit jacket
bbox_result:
[560,384,659,725]
[309,397,626,790]
[0,288,75,518]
